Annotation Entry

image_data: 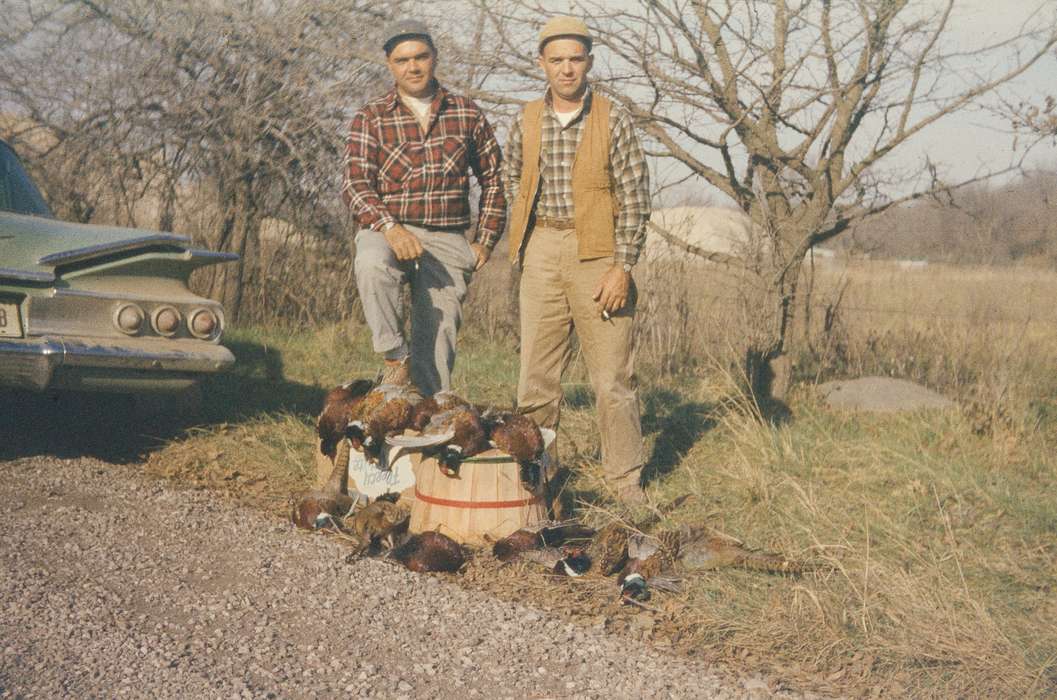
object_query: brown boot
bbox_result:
[379,357,411,386]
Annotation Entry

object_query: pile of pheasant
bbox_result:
[292,379,813,600]
[316,380,547,482]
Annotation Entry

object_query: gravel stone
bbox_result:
[0,455,821,698]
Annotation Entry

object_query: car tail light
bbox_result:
[188,308,219,339]
[152,306,181,337]
[114,303,145,335]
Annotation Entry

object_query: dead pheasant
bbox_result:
[491,521,596,562]
[291,439,363,532]
[678,527,811,575]
[617,530,682,601]
[317,379,374,461]
[410,390,471,432]
[349,384,423,466]
[487,411,546,487]
[587,494,692,581]
[347,497,410,552]
[521,545,592,577]
[388,403,491,476]
[587,521,630,576]
[388,531,466,573]
[617,526,809,601]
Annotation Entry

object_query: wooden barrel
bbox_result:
[410,448,547,546]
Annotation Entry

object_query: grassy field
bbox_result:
[123,261,1057,697]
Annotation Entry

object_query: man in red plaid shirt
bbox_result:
[342,20,506,394]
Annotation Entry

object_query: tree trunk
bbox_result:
[741,239,805,410]
[209,178,258,322]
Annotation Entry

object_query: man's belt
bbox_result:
[534,216,576,230]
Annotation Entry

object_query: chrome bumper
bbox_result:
[0,335,235,391]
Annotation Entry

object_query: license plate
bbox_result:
[0,302,23,338]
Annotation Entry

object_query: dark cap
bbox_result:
[382,19,434,55]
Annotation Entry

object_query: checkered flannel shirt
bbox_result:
[503,88,651,267]
[342,84,506,248]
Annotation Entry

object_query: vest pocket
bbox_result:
[580,177,612,192]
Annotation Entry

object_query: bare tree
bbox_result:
[0,0,398,320]
[439,0,1057,403]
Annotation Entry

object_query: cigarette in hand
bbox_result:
[601,309,611,321]
[414,259,420,273]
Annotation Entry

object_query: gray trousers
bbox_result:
[354,224,476,396]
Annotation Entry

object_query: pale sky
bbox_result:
[905,0,1057,178]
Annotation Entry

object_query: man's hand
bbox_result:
[384,224,424,261]
[592,264,632,316]
[470,242,491,271]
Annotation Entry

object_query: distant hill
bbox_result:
[838,171,1057,266]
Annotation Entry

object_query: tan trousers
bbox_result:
[517,225,645,488]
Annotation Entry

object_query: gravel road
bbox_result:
[0,455,801,699]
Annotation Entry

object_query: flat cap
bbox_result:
[538,16,592,52]
[382,19,434,55]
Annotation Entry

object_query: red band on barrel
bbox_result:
[414,487,541,509]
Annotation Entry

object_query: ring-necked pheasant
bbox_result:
[347,497,410,552]
[587,521,631,576]
[387,403,490,476]
[291,439,364,533]
[486,411,547,487]
[349,383,423,467]
[317,379,375,461]
[410,390,472,432]
[618,526,811,601]
[520,544,592,577]
[677,526,811,575]
[491,521,596,562]
[617,529,682,601]
[585,494,694,578]
[388,531,466,573]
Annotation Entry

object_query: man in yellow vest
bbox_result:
[505,16,652,506]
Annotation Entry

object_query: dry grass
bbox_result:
[632,387,1057,696]
[138,260,1057,697]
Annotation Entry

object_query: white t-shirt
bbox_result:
[400,93,434,131]
[554,107,581,127]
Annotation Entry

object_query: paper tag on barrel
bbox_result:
[348,446,416,500]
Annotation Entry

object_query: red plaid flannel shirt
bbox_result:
[342,84,506,247]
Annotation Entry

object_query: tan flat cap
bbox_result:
[538,16,592,52]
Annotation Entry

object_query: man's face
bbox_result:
[538,38,592,103]
[387,39,436,98]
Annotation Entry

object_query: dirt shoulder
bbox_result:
[0,455,807,699]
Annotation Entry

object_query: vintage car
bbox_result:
[0,139,236,395]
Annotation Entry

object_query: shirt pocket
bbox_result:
[379,142,416,188]
[440,136,469,177]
